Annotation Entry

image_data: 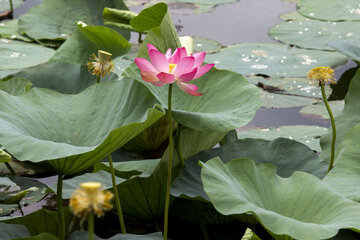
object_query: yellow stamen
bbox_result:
[307,66,336,85]
[169,64,176,74]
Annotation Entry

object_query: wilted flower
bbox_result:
[69,182,113,221]
[307,66,336,85]
[87,50,114,78]
[134,44,214,96]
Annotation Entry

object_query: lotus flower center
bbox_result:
[169,64,176,74]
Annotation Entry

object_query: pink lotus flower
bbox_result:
[134,44,214,96]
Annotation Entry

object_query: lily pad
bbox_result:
[0,78,32,96]
[18,0,129,41]
[300,100,344,119]
[0,20,32,42]
[269,19,360,51]
[69,231,163,240]
[0,222,29,240]
[201,157,360,240]
[205,43,348,77]
[193,36,222,53]
[0,80,164,175]
[0,39,55,78]
[50,24,131,65]
[298,0,360,21]
[171,138,327,202]
[279,11,307,21]
[237,125,328,152]
[330,40,360,62]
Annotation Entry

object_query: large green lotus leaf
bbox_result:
[298,0,360,21]
[323,123,360,202]
[0,20,32,42]
[18,0,129,41]
[69,231,163,240]
[201,157,360,240]
[238,125,328,152]
[0,39,55,78]
[300,100,344,119]
[124,65,260,132]
[241,228,261,240]
[0,222,29,239]
[248,76,331,108]
[269,19,360,51]
[10,62,118,94]
[205,43,348,77]
[115,128,225,219]
[0,0,24,12]
[50,24,131,65]
[0,78,32,96]
[0,79,165,175]
[171,138,327,201]
[330,40,360,62]
[320,68,360,162]
[3,207,74,237]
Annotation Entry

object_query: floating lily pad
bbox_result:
[330,40,360,62]
[237,125,328,152]
[269,19,360,51]
[18,0,129,41]
[298,0,360,21]
[201,157,360,240]
[171,138,327,202]
[50,24,131,65]
[0,0,24,12]
[0,39,55,78]
[300,100,344,119]
[0,20,32,42]
[205,43,348,77]
[279,11,307,21]
[193,36,222,53]
[0,80,164,175]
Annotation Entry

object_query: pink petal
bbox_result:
[141,71,159,83]
[147,43,158,55]
[135,58,158,73]
[194,64,215,79]
[168,48,181,64]
[179,47,188,59]
[192,52,206,68]
[172,56,195,77]
[178,69,197,82]
[165,49,172,59]
[176,82,203,96]
[157,72,175,84]
[149,49,169,73]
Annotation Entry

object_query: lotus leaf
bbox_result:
[0,79,165,175]
[0,0,24,12]
[300,100,344,119]
[201,157,360,240]
[0,20,32,42]
[298,0,360,21]
[69,231,163,240]
[0,222,29,240]
[205,43,348,77]
[269,19,360,51]
[330,40,360,62]
[193,36,222,53]
[50,24,131,65]
[0,78,32,96]
[18,0,129,41]
[171,138,327,201]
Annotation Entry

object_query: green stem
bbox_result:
[9,0,13,12]
[138,33,143,43]
[108,155,126,234]
[97,76,100,84]
[200,224,210,240]
[56,174,65,240]
[17,202,24,216]
[175,127,184,168]
[87,212,94,240]
[320,84,336,173]
[4,162,16,176]
[163,84,173,240]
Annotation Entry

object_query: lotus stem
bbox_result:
[9,0,13,13]
[97,76,100,84]
[17,203,24,216]
[200,223,210,240]
[57,174,66,240]
[320,84,336,173]
[108,155,126,234]
[87,212,94,240]
[4,162,16,176]
[138,33,143,43]
[164,84,174,240]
